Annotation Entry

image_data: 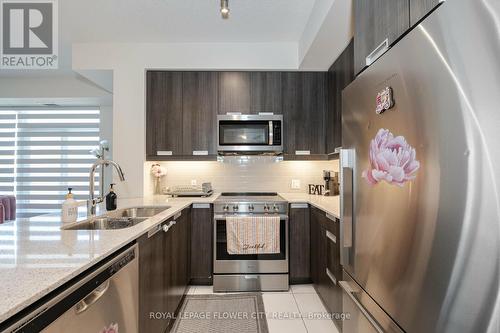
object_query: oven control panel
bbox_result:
[214,202,288,215]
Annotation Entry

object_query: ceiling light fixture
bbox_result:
[220,0,230,19]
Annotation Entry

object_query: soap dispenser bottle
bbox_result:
[106,183,117,211]
[61,188,78,223]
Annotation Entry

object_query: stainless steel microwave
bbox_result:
[217,114,283,154]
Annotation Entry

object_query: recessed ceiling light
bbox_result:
[220,0,229,19]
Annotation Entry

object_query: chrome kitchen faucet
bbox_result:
[87,159,125,217]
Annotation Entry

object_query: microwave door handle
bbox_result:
[340,149,355,268]
[269,121,273,145]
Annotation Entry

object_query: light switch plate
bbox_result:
[291,179,301,189]
[191,179,197,186]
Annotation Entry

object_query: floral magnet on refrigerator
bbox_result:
[99,323,118,333]
[362,128,420,187]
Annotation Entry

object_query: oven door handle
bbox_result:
[214,214,289,220]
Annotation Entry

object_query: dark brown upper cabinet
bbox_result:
[327,40,354,153]
[182,72,218,155]
[146,71,183,157]
[354,0,410,75]
[218,72,251,114]
[146,71,332,160]
[410,0,441,26]
[282,72,327,156]
[250,72,282,114]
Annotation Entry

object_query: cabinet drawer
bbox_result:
[326,229,341,281]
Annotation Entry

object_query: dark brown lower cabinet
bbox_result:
[139,208,190,332]
[190,204,213,285]
[138,220,169,333]
[289,204,311,284]
[310,206,343,332]
[168,208,190,316]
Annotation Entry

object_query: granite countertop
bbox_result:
[279,193,340,218]
[0,192,340,325]
[0,194,220,325]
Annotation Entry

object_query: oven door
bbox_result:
[217,115,283,153]
[213,214,288,274]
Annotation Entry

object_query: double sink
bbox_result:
[63,206,170,230]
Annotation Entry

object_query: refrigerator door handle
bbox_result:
[340,149,355,267]
[339,280,384,333]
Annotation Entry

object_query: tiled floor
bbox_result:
[186,284,339,333]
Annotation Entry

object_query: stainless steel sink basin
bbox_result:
[63,206,170,230]
[109,206,170,218]
[63,217,148,230]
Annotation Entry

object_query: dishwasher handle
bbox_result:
[75,280,111,314]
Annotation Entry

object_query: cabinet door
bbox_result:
[182,72,218,155]
[310,208,320,284]
[317,224,330,303]
[219,72,251,114]
[167,209,190,316]
[190,205,213,285]
[282,72,327,155]
[354,0,410,75]
[325,221,343,330]
[146,71,183,156]
[289,205,311,284]
[327,40,354,153]
[250,72,282,114]
[410,0,440,26]
[138,229,169,333]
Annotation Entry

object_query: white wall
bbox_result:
[0,74,112,105]
[72,42,298,198]
[299,0,354,70]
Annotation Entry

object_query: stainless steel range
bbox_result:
[213,192,289,292]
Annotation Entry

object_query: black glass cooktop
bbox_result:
[220,192,278,197]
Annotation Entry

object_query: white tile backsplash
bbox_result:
[144,157,339,195]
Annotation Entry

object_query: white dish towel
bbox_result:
[226,215,281,255]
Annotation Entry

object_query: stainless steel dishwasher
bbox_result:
[6,244,138,333]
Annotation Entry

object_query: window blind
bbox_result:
[0,108,100,218]
[0,111,16,196]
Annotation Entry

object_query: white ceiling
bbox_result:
[62,0,317,43]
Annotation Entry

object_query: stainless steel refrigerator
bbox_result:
[340,0,500,332]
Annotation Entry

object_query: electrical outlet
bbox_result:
[291,179,301,189]
[191,179,197,186]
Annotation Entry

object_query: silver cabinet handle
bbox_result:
[157,151,173,156]
[339,281,384,333]
[326,213,337,221]
[193,150,208,156]
[148,224,162,238]
[290,203,308,209]
[326,230,336,244]
[366,38,389,66]
[193,203,210,209]
[326,268,337,285]
[295,150,311,155]
[163,220,177,232]
[75,280,110,314]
